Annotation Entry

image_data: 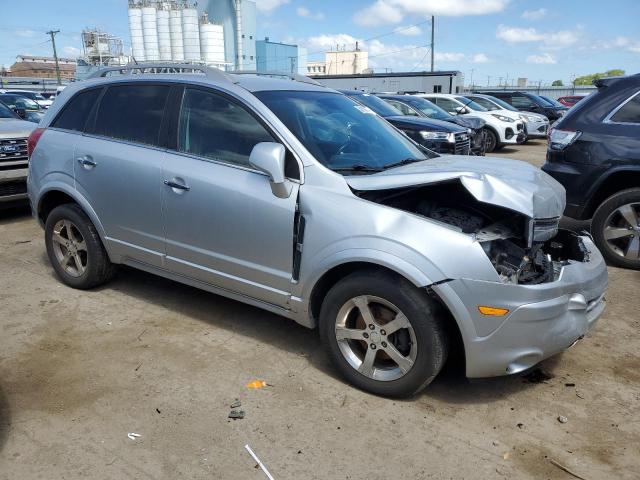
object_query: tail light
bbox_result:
[27,127,46,159]
[548,128,581,151]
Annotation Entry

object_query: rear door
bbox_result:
[161,86,300,307]
[74,82,170,267]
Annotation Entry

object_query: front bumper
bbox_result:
[500,121,525,144]
[524,119,549,138]
[433,235,608,378]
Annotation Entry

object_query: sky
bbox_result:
[0,0,638,86]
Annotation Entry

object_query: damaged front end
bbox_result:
[354,180,589,285]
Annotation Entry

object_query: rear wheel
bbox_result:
[484,128,498,153]
[319,270,449,397]
[592,189,640,269]
[45,204,116,289]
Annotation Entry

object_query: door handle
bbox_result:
[76,155,97,167]
[164,179,190,191]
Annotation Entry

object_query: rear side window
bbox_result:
[177,88,274,167]
[92,84,170,146]
[52,89,101,132]
[511,95,535,109]
[610,92,640,123]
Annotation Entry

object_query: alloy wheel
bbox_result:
[51,219,88,277]
[603,202,640,260]
[334,295,417,381]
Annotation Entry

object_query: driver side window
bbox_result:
[511,95,534,109]
[435,98,458,113]
[388,100,418,116]
[179,88,275,168]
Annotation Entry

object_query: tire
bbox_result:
[45,204,116,289]
[591,188,640,269]
[484,128,498,153]
[319,270,449,398]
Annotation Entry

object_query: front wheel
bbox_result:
[591,188,640,269]
[319,271,449,397]
[484,128,498,153]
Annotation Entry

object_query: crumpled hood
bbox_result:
[450,115,485,130]
[346,155,566,219]
[0,118,36,138]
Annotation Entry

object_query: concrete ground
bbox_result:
[1,140,639,479]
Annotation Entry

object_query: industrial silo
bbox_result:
[169,5,184,61]
[181,6,201,62]
[156,5,172,61]
[128,2,146,61]
[199,15,225,66]
[142,4,159,61]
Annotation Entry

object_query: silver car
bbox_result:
[27,65,607,397]
[0,100,36,203]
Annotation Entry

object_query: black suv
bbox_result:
[339,90,472,155]
[480,91,568,122]
[542,74,640,269]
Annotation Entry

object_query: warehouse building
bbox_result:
[256,38,306,74]
[311,71,464,94]
[6,55,76,80]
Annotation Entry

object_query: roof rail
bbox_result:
[229,70,322,87]
[86,63,238,84]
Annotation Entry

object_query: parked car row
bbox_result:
[25,65,609,398]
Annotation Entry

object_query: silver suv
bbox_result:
[28,65,608,397]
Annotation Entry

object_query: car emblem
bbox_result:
[0,145,18,153]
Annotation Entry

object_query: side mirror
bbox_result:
[455,106,466,115]
[14,108,26,119]
[249,142,292,199]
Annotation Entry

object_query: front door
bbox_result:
[162,87,299,307]
[74,83,170,267]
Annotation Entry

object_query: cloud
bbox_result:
[471,53,490,63]
[354,0,510,26]
[15,29,37,38]
[526,53,556,64]
[395,25,422,36]
[354,0,404,27]
[434,52,466,62]
[63,46,80,56]
[255,0,290,13]
[522,8,547,20]
[296,6,325,20]
[496,25,579,48]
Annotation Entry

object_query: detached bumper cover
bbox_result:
[433,235,608,378]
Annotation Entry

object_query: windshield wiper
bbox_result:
[332,164,383,173]
[382,158,423,170]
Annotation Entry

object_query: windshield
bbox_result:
[255,90,432,173]
[0,101,17,119]
[343,92,403,117]
[0,95,40,110]
[485,96,519,112]
[454,96,488,112]
[464,96,501,111]
[540,95,563,107]
[402,97,454,121]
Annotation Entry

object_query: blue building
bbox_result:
[256,38,300,73]
[199,0,256,70]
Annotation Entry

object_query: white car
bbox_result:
[463,94,549,140]
[5,90,53,109]
[418,93,525,152]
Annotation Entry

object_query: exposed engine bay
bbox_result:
[355,181,589,285]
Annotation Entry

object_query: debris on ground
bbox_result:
[517,423,524,429]
[565,383,576,387]
[245,444,275,480]
[228,410,245,420]
[231,399,242,409]
[549,458,588,480]
[127,433,141,440]
[558,415,568,424]
[155,408,161,414]
[521,368,554,383]
[246,380,270,389]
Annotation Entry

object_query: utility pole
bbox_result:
[430,16,435,72]
[469,68,475,88]
[46,29,62,86]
